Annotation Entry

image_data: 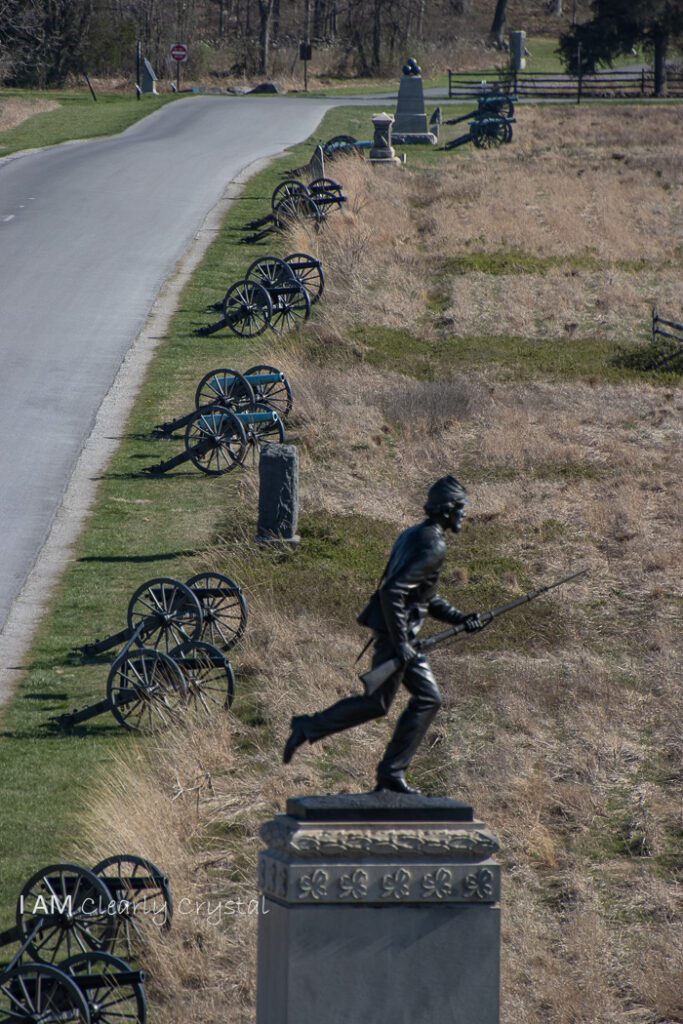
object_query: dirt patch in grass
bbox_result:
[0,98,59,132]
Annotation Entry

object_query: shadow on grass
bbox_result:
[78,549,197,563]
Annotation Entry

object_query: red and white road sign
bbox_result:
[170,42,188,63]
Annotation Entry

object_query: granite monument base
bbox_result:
[256,794,501,1024]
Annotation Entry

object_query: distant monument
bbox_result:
[141,58,158,95]
[393,58,437,145]
[369,112,402,166]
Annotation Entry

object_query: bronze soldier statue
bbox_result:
[283,475,484,793]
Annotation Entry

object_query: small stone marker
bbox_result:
[256,443,300,545]
[369,112,402,166]
[141,58,158,95]
[256,792,501,1023]
[308,143,325,180]
[393,59,437,145]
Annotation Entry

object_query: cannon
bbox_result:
[51,639,233,733]
[444,93,516,127]
[50,646,189,733]
[443,113,515,150]
[240,190,324,245]
[0,855,171,962]
[75,574,247,658]
[198,252,318,338]
[142,403,284,476]
[153,364,293,439]
[270,177,346,215]
[321,134,370,158]
[0,855,171,1022]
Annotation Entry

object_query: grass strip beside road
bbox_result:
[0,104,373,930]
[0,89,179,157]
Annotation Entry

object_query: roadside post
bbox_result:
[136,40,142,100]
[170,41,188,92]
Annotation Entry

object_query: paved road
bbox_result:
[0,96,330,635]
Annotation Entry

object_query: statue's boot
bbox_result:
[283,715,309,764]
[374,773,421,795]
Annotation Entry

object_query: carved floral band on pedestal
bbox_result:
[298,869,329,901]
[381,869,412,900]
[463,868,494,900]
[421,868,453,900]
[338,869,369,900]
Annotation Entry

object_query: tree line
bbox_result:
[1,0,679,90]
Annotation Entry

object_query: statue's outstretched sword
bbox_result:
[360,568,589,695]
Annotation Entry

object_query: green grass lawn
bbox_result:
[0,89,180,157]
[0,104,376,930]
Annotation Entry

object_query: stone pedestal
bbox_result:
[256,793,501,1024]
[393,75,437,145]
[256,442,300,546]
[369,113,402,166]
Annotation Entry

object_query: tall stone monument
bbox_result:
[393,58,437,145]
[256,793,501,1024]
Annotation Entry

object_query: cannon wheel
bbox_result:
[284,252,324,305]
[244,364,293,421]
[309,177,345,211]
[185,572,248,651]
[62,952,146,1024]
[271,179,309,209]
[185,407,248,476]
[107,649,187,732]
[170,641,236,714]
[18,864,117,963]
[0,963,91,1023]
[273,193,323,229]
[193,368,255,413]
[471,118,508,149]
[127,578,203,653]
[92,854,173,951]
[245,256,298,294]
[269,280,311,334]
[221,279,272,338]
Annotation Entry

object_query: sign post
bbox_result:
[170,42,188,92]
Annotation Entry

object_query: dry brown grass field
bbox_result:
[81,105,681,1023]
[0,97,59,131]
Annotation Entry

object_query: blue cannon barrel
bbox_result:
[236,411,278,424]
[243,372,284,385]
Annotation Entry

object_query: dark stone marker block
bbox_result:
[256,443,300,545]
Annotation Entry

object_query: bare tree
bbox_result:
[257,0,275,74]
[489,0,508,46]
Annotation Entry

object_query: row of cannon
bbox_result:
[0,855,171,1023]
[240,176,347,245]
[143,363,293,476]
[198,251,325,339]
[49,572,247,733]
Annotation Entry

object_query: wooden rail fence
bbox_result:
[447,68,683,101]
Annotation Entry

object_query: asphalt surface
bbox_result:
[0,96,330,635]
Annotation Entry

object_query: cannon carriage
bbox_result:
[153,364,293,439]
[0,856,171,1024]
[49,574,245,733]
[198,252,323,339]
